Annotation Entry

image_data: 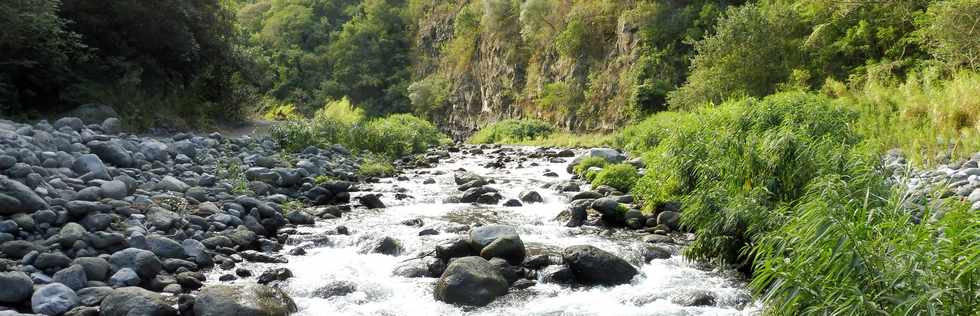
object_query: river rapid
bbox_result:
[208,146,759,316]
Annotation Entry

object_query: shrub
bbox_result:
[920,0,980,70]
[269,103,447,158]
[573,156,609,177]
[262,103,302,121]
[631,92,861,267]
[358,155,396,178]
[469,119,555,144]
[591,164,640,192]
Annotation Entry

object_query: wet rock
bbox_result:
[35,252,73,271]
[657,211,681,231]
[286,211,315,225]
[357,194,385,209]
[460,186,499,203]
[146,235,186,259]
[512,279,536,290]
[670,289,716,307]
[435,238,474,262]
[643,245,672,262]
[555,181,580,192]
[571,191,602,201]
[240,251,287,264]
[475,193,502,204]
[0,271,33,303]
[591,198,626,225]
[502,199,522,207]
[540,265,576,285]
[194,284,298,316]
[433,256,509,307]
[453,171,485,186]
[312,281,357,298]
[479,236,526,266]
[100,287,177,316]
[0,177,49,215]
[401,218,424,227]
[31,283,79,315]
[418,228,440,236]
[257,268,293,285]
[361,236,403,256]
[624,209,646,230]
[518,191,543,203]
[562,245,637,286]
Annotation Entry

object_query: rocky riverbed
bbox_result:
[0,116,362,315]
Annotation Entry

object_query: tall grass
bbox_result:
[631,92,861,267]
[268,101,447,158]
[751,166,978,315]
[619,90,978,314]
[835,70,980,165]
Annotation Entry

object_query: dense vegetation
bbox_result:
[3,1,978,314]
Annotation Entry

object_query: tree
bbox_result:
[0,0,81,114]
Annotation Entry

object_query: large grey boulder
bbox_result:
[562,245,637,286]
[100,287,177,316]
[468,225,526,265]
[71,154,111,180]
[194,284,298,316]
[73,257,110,282]
[100,180,128,200]
[31,283,79,315]
[0,178,49,215]
[88,140,135,168]
[0,271,33,303]
[591,198,627,225]
[433,256,508,307]
[109,248,162,280]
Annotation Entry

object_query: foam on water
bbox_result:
[208,147,760,315]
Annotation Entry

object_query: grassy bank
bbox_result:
[606,90,979,315]
[468,119,615,148]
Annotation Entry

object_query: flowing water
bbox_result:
[210,147,759,315]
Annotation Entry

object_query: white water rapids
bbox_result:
[208,147,759,315]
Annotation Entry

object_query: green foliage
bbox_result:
[408,75,450,118]
[751,170,979,315]
[669,3,808,109]
[919,0,980,70]
[358,154,396,178]
[573,156,609,177]
[838,69,980,165]
[262,103,302,121]
[468,119,555,144]
[270,102,447,158]
[0,0,81,115]
[555,20,587,59]
[591,164,640,192]
[216,158,252,195]
[631,92,861,267]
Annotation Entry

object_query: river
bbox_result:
[208,146,759,315]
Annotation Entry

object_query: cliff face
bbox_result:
[411,1,645,139]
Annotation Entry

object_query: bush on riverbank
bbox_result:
[631,92,861,267]
[591,164,640,192]
[469,119,555,144]
[269,102,447,158]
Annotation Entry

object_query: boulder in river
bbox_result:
[31,283,79,315]
[434,256,509,307]
[468,225,526,265]
[562,245,638,286]
[518,191,543,203]
[194,284,298,316]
